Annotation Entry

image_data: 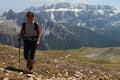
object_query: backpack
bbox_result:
[22,22,38,41]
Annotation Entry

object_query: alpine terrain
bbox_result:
[1,3,120,49]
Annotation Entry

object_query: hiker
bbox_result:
[18,11,41,73]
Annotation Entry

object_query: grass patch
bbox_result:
[88,59,111,64]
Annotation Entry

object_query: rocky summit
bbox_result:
[0,45,120,80]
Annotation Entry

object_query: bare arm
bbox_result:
[36,23,41,45]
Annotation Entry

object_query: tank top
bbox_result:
[24,22,37,37]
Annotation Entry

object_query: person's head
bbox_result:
[26,11,34,22]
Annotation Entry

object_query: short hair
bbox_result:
[26,11,34,17]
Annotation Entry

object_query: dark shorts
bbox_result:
[23,40,37,60]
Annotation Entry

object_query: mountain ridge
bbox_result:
[1,2,120,49]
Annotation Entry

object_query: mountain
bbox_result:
[2,3,120,49]
[0,16,18,46]
[42,23,119,49]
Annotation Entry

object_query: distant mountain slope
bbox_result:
[0,17,18,46]
[85,47,120,60]
[41,22,119,49]
[2,3,120,49]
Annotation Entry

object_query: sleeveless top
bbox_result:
[24,22,37,37]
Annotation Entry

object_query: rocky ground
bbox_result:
[0,45,120,80]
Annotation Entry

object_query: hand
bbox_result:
[36,40,40,46]
[17,38,21,42]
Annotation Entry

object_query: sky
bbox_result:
[1,0,120,15]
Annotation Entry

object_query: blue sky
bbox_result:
[1,0,120,15]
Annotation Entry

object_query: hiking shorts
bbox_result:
[23,40,37,60]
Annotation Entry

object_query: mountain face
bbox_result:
[1,3,120,49]
[0,17,19,46]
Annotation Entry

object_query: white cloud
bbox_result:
[29,0,35,2]
[29,0,66,4]
[27,0,120,9]
[27,0,103,5]
[69,0,88,4]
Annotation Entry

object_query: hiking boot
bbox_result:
[29,66,33,74]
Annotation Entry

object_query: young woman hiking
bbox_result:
[18,11,41,74]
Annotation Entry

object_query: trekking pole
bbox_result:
[18,41,21,69]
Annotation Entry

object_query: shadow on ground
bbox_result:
[5,66,28,74]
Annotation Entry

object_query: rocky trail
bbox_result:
[0,45,120,80]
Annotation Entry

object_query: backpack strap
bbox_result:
[22,22,26,35]
[34,22,38,34]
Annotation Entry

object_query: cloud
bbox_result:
[29,0,35,2]
[27,0,92,5]
[69,0,88,4]
[27,0,120,9]
[29,0,66,4]
[35,0,90,5]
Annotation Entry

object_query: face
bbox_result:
[27,13,34,22]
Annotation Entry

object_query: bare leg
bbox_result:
[27,59,30,69]
[29,59,34,73]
